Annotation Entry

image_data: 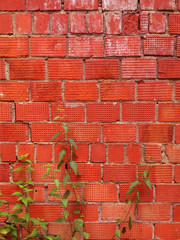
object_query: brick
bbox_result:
[0,14,13,34]
[48,59,83,79]
[122,103,156,122]
[139,124,173,143]
[34,13,49,34]
[124,13,139,34]
[85,223,116,240]
[0,60,5,80]
[16,103,49,121]
[105,13,122,34]
[175,166,180,182]
[65,81,98,101]
[88,13,103,33]
[108,144,124,163]
[0,185,21,203]
[169,14,180,34]
[87,102,120,122]
[139,165,172,183]
[28,185,45,202]
[145,144,162,163]
[68,123,101,142]
[0,37,28,57]
[103,0,138,10]
[36,144,52,163]
[0,0,25,11]
[27,0,61,10]
[138,81,173,101]
[141,0,175,10]
[121,223,152,240]
[104,164,136,183]
[9,59,45,80]
[0,123,29,142]
[91,144,106,163]
[73,144,89,163]
[31,81,61,101]
[138,204,171,221]
[122,59,156,79]
[149,13,166,33]
[29,205,62,221]
[0,164,9,181]
[176,82,180,100]
[84,184,117,202]
[0,144,16,162]
[101,81,135,101]
[31,37,66,57]
[144,36,174,56]
[159,103,180,122]
[126,144,142,163]
[16,13,31,34]
[70,12,86,33]
[64,0,98,10]
[155,223,180,240]
[48,224,81,240]
[68,204,99,221]
[0,205,8,222]
[52,14,68,35]
[103,124,136,143]
[102,203,135,221]
[166,145,180,163]
[0,81,29,101]
[176,37,180,57]
[13,163,28,181]
[68,37,103,57]
[105,36,141,56]
[156,184,180,202]
[18,144,34,162]
[56,144,72,163]
[159,59,180,79]
[174,205,180,221]
[140,12,148,33]
[0,102,11,121]
[176,125,180,143]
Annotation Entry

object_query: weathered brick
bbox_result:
[169,14,180,34]
[0,164,9,181]
[34,13,49,34]
[48,59,83,79]
[173,205,180,221]
[105,13,122,34]
[36,144,52,163]
[166,145,180,163]
[124,13,139,34]
[139,124,173,143]
[122,59,156,79]
[159,103,180,122]
[68,37,103,57]
[85,223,116,240]
[0,60,5,80]
[175,166,180,182]
[0,14,13,34]
[70,12,86,33]
[126,144,142,163]
[91,144,106,163]
[105,36,141,56]
[64,0,98,10]
[156,184,180,202]
[103,124,136,143]
[176,125,180,143]
[145,144,162,163]
[103,0,138,10]
[159,59,180,79]
[16,13,31,34]
[108,144,124,163]
[149,13,166,33]
[29,205,62,221]
[27,0,61,10]
[155,223,180,240]
[140,12,148,33]
[0,0,25,11]
[176,82,180,100]
[0,102,11,121]
[144,36,174,56]
[0,144,16,162]
[88,13,103,33]
[141,0,175,10]
[52,14,68,35]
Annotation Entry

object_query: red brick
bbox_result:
[27,0,61,10]
[27,185,45,202]
[0,185,21,203]
[0,37,28,57]
[140,12,148,33]
[105,13,122,34]
[0,102,11,121]
[18,144,34,162]
[144,36,174,56]
[31,81,61,102]
[156,184,180,202]
[104,164,136,183]
[0,205,8,222]
[48,224,81,240]
[84,184,117,202]
[68,123,101,142]
[173,205,180,221]
[145,144,162,163]
[87,102,120,122]
[138,81,173,101]
[122,103,156,122]
[54,143,70,163]
[166,144,180,163]
[124,13,139,34]
[48,59,83,79]
[0,60,5,80]
[65,81,98,101]
[149,13,166,33]
[52,14,68,35]
[0,0,25,11]
[10,59,45,80]
[0,144,16,162]
[176,125,180,143]
[121,223,152,240]
[139,124,173,143]
[88,13,103,33]
[16,13,31,34]
[175,166,180,182]
[122,59,156,79]
[108,144,124,163]
[159,103,180,122]
[138,204,171,221]
[16,103,49,121]
[68,37,103,57]
[159,59,180,79]
[64,0,98,10]
[176,82,180,100]
[13,163,28,182]
[0,164,9,181]
[103,124,136,143]
[0,81,29,102]
[155,223,180,240]
[31,37,66,57]
[0,14,13,34]
[141,0,175,10]
[36,144,52,163]
[34,13,49,34]
[73,144,89,163]
[91,144,106,163]
[70,12,86,33]
[169,14,180,34]
[103,0,138,10]
[176,37,180,57]
[0,123,29,142]
[101,81,135,101]
[85,223,116,240]
[105,36,141,56]
[126,144,142,163]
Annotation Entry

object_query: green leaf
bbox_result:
[63,173,70,187]
[126,187,135,195]
[13,167,22,172]
[73,208,81,214]
[144,178,152,190]
[63,124,68,133]
[76,183,86,187]
[74,218,84,227]
[0,212,8,216]
[115,229,121,239]
[12,203,23,211]
[59,150,66,163]
[25,159,32,164]
[53,116,61,121]
[144,170,149,179]
[62,199,68,208]
[116,219,122,224]
[136,191,139,204]
[51,193,61,198]
[122,226,126,234]
[68,138,77,149]
[24,212,30,222]
[11,209,23,215]
[70,161,77,174]
[129,180,139,189]
[49,187,57,196]
[55,218,65,223]
[54,179,60,189]
[64,210,69,220]
[26,228,39,238]
[57,160,64,169]
[83,232,90,239]
[15,180,23,185]
[50,132,60,142]
[26,180,34,185]
[128,216,132,230]
[12,192,23,197]
[26,166,35,171]
[63,190,70,199]
[125,198,131,204]
[0,228,10,234]
[41,172,49,179]
[72,237,77,240]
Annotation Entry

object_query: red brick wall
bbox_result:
[0,0,180,239]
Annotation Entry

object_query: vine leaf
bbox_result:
[70,161,77,174]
